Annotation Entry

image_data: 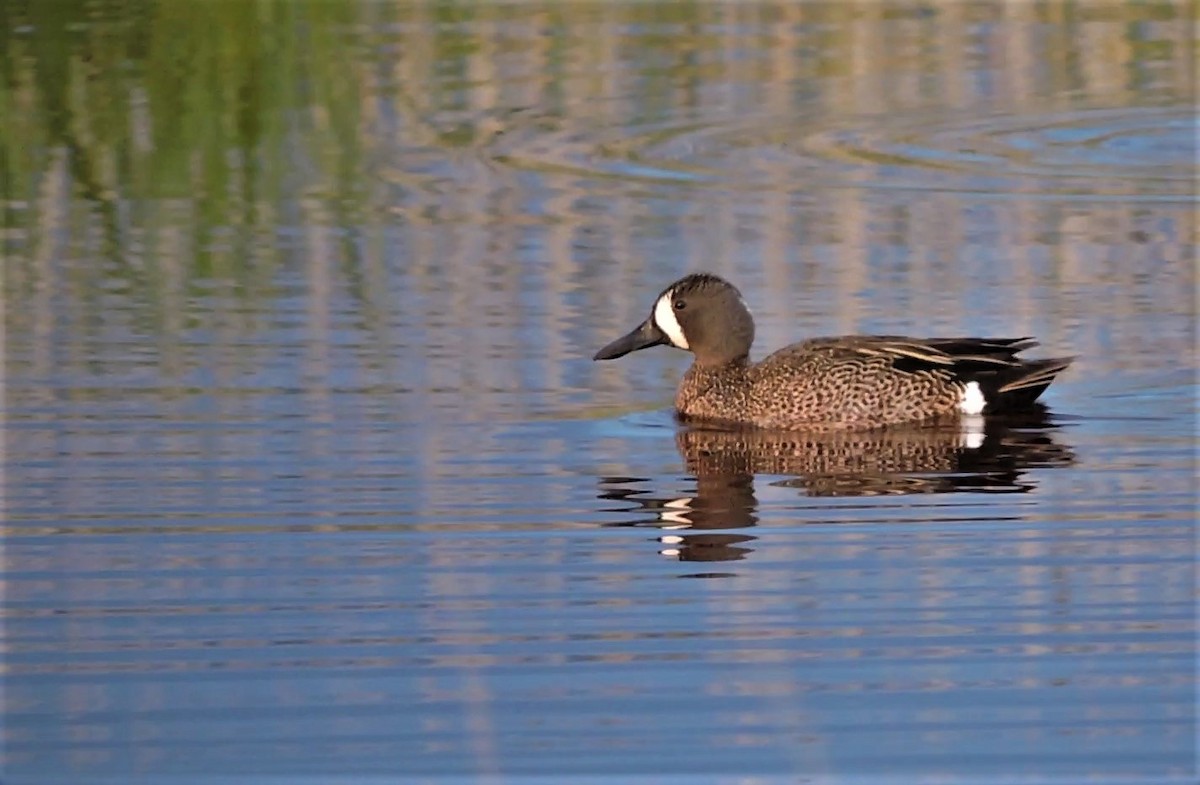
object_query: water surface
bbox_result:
[3,1,1195,783]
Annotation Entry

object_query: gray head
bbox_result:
[593,273,755,367]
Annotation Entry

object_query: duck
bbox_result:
[593,273,1072,430]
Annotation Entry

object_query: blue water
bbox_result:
[3,1,1195,783]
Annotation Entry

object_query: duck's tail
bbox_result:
[988,356,1075,412]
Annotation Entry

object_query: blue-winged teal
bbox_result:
[593,273,1073,430]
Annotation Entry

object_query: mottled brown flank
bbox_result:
[677,344,953,429]
[677,340,975,429]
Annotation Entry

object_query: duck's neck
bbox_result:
[676,356,751,414]
[693,351,750,369]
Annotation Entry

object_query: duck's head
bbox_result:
[593,273,755,366]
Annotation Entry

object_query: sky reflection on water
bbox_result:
[3,1,1196,783]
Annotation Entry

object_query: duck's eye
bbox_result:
[673,299,686,311]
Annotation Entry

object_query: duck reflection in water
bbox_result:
[600,407,1073,565]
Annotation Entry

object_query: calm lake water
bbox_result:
[3,1,1196,783]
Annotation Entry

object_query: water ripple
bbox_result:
[502,105,1197,199]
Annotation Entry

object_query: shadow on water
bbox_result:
[600,408,1074,565]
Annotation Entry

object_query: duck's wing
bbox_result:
[788,335,1037,369]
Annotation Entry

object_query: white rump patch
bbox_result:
[654,293,689,350]
[959,381,986,415]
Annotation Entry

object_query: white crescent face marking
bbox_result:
[959,381,986,415]
[654,292,689,350]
